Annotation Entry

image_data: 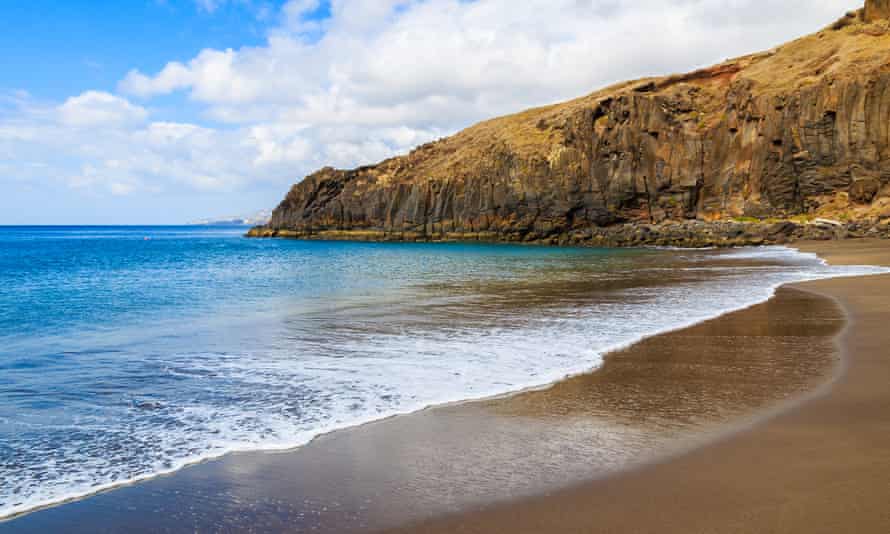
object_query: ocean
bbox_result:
[0,226,884,520]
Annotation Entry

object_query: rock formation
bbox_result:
[865,0,890,22]
[251,2,890,246]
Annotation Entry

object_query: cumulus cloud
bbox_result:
[0,92,427,199]
[57,91,148,127]
[112,0,861,186]
[3,94,239,195]
[123,0,860,129]
[2,0,861,214]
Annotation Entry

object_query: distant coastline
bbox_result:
[189,209,270,227]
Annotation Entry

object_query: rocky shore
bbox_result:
[247,218,890,248]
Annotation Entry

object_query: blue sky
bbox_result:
[0,0,858,224]
[1,1,287,101]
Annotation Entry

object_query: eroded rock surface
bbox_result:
[252,3,890,246]
[866,0,890,22]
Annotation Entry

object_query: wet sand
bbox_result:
[388,239,890,534]
[1,247,867,533]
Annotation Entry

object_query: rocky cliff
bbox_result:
[866,0,890,21]
[251,2,890,246]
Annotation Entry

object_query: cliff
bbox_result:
[251,2,890,246]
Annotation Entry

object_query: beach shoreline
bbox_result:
[385,238,890,534]
[3,241,886,532]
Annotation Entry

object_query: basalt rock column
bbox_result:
[865,0,890,21]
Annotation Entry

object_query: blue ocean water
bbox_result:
[0,226,885,519]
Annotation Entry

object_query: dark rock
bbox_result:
[850,178,881,204]
[766,221,799,238]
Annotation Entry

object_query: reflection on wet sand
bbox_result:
[493,286,843,425]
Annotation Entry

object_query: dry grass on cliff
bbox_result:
[375,9,890,187]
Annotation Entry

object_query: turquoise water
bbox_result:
[0,226,884,519]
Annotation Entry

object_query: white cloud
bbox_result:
[1,92,426,199]
[122,0,860,132]
[58,91,148,127]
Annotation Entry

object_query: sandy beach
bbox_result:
[387,239,890,534]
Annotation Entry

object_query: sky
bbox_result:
[0,0,863,225]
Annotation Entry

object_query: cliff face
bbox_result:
[253,3,890,245]
[866,0,890,21]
